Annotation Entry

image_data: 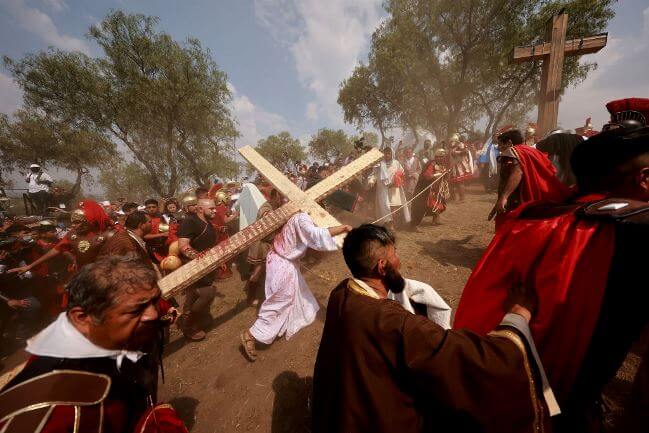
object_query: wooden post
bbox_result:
[537,14,568,138]
[511,14,607,138]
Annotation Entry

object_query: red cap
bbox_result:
[605,98,649,124]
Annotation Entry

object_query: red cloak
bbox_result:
[454,196,616,401]
[496,145,573,228]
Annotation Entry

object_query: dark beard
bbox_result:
[384,263,406,294]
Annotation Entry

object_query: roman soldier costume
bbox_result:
[54,204,113,269]
[0,309,186,433]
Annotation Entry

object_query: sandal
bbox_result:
[240,331,257,362]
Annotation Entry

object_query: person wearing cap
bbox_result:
[25,164,53,215]
[455,126,649,431]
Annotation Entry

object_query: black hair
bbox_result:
[144,198,159,206]
[498,129,524,145]
[571,126,649,193]
[125,210,149,230]
[342,224,395,278]
[121,202,138,213]
[66,255,157,322]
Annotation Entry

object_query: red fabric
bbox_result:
[207,183,223,199]
[393,170,405,188]
[454,197,616,401]
[134,404,189,433]
[79,200,112,232]
[496,145,572,229]
[167,222,179,244]
[606,97,649,119]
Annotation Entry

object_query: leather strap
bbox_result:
[0,370,110,423]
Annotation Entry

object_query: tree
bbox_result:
[308,128,353,163]
[4,10,239,197]
[338,66,395,145]
[339,0,615,141]
[99,161,158,201]
[255,131,306,172]
[0,110,115,186]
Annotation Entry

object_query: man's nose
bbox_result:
[141,303,159,322]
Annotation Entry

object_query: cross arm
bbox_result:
[239,145,306,200]
[511,33,608,64]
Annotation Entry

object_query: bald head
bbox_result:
[197,198,216,219]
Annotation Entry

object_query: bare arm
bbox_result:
[327,225,352,237]
[8,247,60,274]
[178,237,198,260]
[489,162,522,220]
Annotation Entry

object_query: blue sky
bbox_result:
[1,0,648,150]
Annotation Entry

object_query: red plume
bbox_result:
[79,200,112,232]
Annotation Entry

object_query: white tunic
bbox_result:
[370,160,411,223]
[249,212,338,344]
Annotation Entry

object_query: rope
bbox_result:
[371,171,450,224]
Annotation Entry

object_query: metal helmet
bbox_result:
[70,209,87,224]
[160,255,182,271]
[525,125,536,137]
[181,193,198,208]
[214,190,230,206]
[449,133,460,143]
[435,148,447,158]
[158,223,169,233]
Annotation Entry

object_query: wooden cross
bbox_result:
[158,147,382,298]
[512,14,607,138]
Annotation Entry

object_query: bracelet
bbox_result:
[182,247,198,260]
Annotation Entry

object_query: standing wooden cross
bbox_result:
[158,147,383,298]
[511,14,607,138]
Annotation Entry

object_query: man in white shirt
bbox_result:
[25,163,53,215]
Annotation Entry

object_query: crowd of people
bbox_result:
[0,97,647,432]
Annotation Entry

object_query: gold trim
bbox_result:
[137,404,174,433]
[98,402,104,433]
[489,329,545,432]
[347,279,380,299]
[0,370,111,424]
[0,417,11,433]
[73,406,80,433]
[34,405,55,433]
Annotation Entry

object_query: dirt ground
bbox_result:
[0,185,641,431]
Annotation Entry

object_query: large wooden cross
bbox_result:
[158,147,382,298]
[511,14,607,138]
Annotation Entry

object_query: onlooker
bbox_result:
[25,163,53,215]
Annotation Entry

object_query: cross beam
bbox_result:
[157,147,382,297]
[511,14,607,138]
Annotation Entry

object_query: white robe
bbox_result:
[249,212,338,344]
[237,183,267,231]
[370,160,411,223]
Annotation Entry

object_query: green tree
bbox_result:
[99,161,158,201]
[255,131,306,172]
[0,110,115,186]
[340,0,615,140]
[4,10,239,197]
[308,128,353,163]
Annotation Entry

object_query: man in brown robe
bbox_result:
[98,210,153,266]
[313,224,554,433]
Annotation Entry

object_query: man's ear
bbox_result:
[376,258,388,277]
[67,307,93,337]
[638,167,649,194]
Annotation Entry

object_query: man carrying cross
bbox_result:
[240,213,351,361]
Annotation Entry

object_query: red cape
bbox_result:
[513,144,572,202]
[454,196,616,401]
[496,145,573,229]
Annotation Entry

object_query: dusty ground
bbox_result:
[1,185,641,431]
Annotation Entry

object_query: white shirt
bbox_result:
[26,171,53,193]
[27,312,144,370]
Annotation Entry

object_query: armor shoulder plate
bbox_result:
[576,198,649,223]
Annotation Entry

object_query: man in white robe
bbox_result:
[240,212,351,361]
[369,147,411,230]
[400,147,421,198]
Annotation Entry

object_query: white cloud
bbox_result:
[0,72,23,114]
[42,0,67,13]
[254,0,384,126]
[558,6,649,131]
[229,83,289,147]
[3,0,90,54]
